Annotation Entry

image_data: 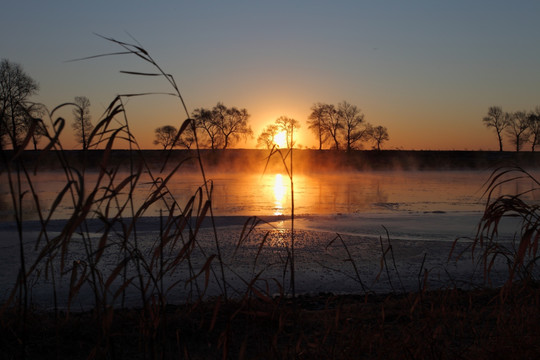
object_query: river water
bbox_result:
[0,168,538,307]
[3,169,537,219]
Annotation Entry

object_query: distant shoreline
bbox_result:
[4,149,540,172]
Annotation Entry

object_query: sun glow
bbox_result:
[273,131,288,148]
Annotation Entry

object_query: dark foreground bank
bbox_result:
[2,283,539,359]
[5,149,540,173]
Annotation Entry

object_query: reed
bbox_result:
[451,166,540,290]
[262,144,297,299]
[0,36,232,358]
[324,234,368,293]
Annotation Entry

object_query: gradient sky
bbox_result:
[2,1,540,150]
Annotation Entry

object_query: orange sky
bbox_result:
[3,2,539,151]
[51,92,516,151]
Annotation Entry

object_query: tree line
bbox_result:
[7,57,539,153]
[0,58,387,152]
[153,102,253,150]
[155,101,389,151]
[483,106,540,152]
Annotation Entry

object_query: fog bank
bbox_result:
[5,149,539,174]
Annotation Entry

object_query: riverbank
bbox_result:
[4,149,540,173]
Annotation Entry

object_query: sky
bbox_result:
[2,1,540,150]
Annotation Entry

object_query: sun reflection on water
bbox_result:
[273,173,287,215]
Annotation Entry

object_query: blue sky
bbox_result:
[2,1,540,149]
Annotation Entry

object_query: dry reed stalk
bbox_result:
[451,166,539,291]
[325,234,368,293]
[262,145,297,299]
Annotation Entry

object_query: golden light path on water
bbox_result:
[273,173,288,216]
[2,170,539,222]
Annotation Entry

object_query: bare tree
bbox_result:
[72,96,93,150]
[192,102,253,149]
[320,104,342,150]
[275,116,300,148]
[482,106,509,152]
[307,103,327,150]
[308,101,374,151]
[528,107,540,152]
[370,125,389,151]
[213,103,253,149]
[257,124,279,149]
[337,101,371,152]
[506,111,530,152]
[0,59,39,149]
[192,107,221,149]
[153,125,178,150]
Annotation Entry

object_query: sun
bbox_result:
[273,131,288,148]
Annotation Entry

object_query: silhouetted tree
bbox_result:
[192,102,252,149]
[320,104,342,150]
[506,111,530,152]
[214,103,253,149]
[307,103,327,150]
[482,106,509,152]
[528,107,540,152]
[0,59,39,149]
[337,101,371,152]
[192,107,221,149]
[275,116,300,148]
[370,125,389,151]
[257,124,279,149]
[154,125,178,150]
[309,101,375,151]
[72,96,93,150]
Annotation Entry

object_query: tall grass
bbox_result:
[451,166,540,288]
[262,142,297,298]
[0,36,241,358]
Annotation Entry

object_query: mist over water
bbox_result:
[2,168,538,220]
